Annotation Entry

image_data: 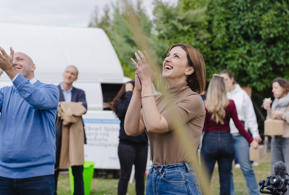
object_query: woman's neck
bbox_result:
[165,78,186,87]
[280,93,287,98]
[229,86,235,92]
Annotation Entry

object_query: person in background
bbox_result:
[220,70,261,195]
[54,65,87,195]
[263,78,289,177]
[201,74,259,195]
[125,44,206,194]
[200,90,206,101]
[111,81,148,195]
[0,47,59,194]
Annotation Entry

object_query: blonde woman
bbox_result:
[201,75,258,195]
[220,70,261,195]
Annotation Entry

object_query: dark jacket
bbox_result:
[116,91,148,146]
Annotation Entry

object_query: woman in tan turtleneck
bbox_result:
[124,44,206,195]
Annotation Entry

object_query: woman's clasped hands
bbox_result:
[131,50,154,91]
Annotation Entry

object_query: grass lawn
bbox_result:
[58,161,271,195]
[210,162,271,195]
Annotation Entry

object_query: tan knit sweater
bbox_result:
[146,82,205,165]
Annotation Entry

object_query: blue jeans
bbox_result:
[271,137,289,174]
[145,162,201,195]
[0,174,55,195]
[230,136,259,195]
[201,132,234,195]
[271,137,289,195]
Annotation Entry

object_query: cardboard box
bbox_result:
[250,145,264,161]
[264,119,284,136]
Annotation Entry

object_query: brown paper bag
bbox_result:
[250,145,265,161]
[264,119,284,136]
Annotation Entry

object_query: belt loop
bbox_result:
[185,163,191,171]
[185,163,193,172]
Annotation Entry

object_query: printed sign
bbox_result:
[83,110,150,170]
[83,111,121,169]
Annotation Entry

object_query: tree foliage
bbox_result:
[89,0,154,79]
[205,0,289,92]
[89,0,289,95]
[153,0,210,59]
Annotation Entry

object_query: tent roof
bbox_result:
[0,22,125,83]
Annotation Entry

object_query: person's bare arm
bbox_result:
[131,51,169,134]
[124,73,146,136]
[141,82,169,134]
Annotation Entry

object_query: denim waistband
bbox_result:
[151,162,195,172]
[205,131,230,134]
[204,131,232,139]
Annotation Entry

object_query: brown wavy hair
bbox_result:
[169,44,206,94]
[219,70,237,84]
[111,81,135,115]
[272,78,289,96]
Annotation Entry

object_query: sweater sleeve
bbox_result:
[12,74,59,110]
[267,99,276,119]
[0,88,3,111]
[116,91,132,118]
[243,93,260,137]
[230,100,253,143]
[281,112,289,124]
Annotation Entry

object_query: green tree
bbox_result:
[205,0,289,92]
[154,0,289,94]
[90,0,289,94]
[89,0,155,79]
[153,0,210,60]
[89,5,111,30]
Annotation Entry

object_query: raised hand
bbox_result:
[130,50,153,86]
[263,101,271,111]
[0,47,14,71]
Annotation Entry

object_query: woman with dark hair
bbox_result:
[125,44,206,194]
[201,74,259,195]
[219,70,261,195]
[263,78,289,176]
[111,81,148,195]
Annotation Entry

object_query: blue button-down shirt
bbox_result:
[60,83,73,102]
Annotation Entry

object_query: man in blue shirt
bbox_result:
[0,47,59,195]
[54,65,87,195]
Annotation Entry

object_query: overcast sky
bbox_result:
[0,0,178,28]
